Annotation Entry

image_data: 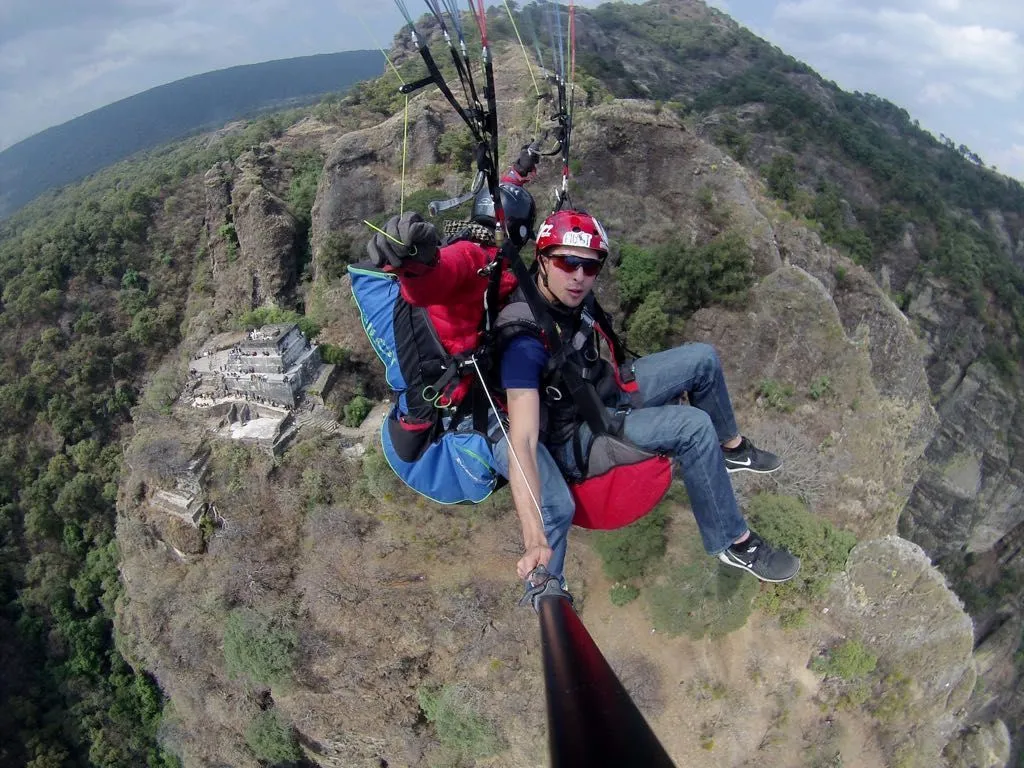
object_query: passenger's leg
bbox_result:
[618,404,747,555]
[491,436,576,581]
[631,342,739,444]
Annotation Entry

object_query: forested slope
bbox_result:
[0,51,382,221]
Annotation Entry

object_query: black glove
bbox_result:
[366,212,440,270]
[512,141,542,177]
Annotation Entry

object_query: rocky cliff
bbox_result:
[109,46,1015,763]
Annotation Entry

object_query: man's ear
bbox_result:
[537,254,550,286]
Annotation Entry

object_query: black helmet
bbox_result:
[472,183,536,246]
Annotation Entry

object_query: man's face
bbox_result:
[539,245,605,308]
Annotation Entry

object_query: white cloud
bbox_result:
[989,144,1024,179]
[919,82,963,105]
[771,0,1024,105]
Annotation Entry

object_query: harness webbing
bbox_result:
[503,251,618,441]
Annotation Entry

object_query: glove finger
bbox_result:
[408,222,439,250]
[366,238,385,267]
[396,211,424,245]
[383,214,402,242]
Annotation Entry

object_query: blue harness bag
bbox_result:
[348,264,499,504]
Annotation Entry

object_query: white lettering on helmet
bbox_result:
[537,222,555,240]
[562,231,593,248]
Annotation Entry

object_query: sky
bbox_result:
[706,0,1024,179]
[0,0,1021,178]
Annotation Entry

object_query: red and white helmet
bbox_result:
[535,210,610,257]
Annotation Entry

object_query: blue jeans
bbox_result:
[491,342,750,581]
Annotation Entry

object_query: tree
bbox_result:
[763,153,797,201]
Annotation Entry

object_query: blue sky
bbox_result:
[0,0,1021,178]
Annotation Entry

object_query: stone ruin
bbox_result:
[144,449,224,558]
[184,322,340,454]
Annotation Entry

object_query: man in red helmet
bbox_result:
[493,210,800,585]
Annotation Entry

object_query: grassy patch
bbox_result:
[418,684,502,764]
[755,379,795,412]
[747,493,857,627]
[647,534,758,638]
[610,583,640,606]
[244,710,302,766]
[342,394,373,427]
[811,639,877,681]
[592,505,668,582]
[223,608,297,688]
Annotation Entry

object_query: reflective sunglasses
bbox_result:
[546,252,605,277]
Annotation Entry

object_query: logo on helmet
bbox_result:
[561,231,594,248]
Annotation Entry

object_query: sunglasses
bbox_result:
[546,253,605,277]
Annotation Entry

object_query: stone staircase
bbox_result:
[294,405,341,435]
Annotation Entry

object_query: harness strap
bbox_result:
[505,251,614,439]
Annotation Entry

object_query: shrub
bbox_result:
[300,467,332,507]
[284,151,323,230]
[660,231,754,313]
[697,184,716,211]
[809,375,832,401]
[610,583,640,606]
[763,153,797,201]
[223,609,297,687]
[436,128,476,173]
[746,494,856,626]
[647,535,758,639]
[218,222,239,262]
[626,290,671,354]
[317,231,353,280]
[343,395,373,427]
[811,639,877,681]
[592,505,667,582]
[355,447,402,504]
[616,243,661,310]
[244,710,302,765]
[755,379,795,411]
[418,684,502,761]
[318,343,349,365]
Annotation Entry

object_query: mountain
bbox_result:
[0,50,383,221]
[0,2,1022,767]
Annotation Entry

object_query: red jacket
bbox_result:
[398,238,518,403]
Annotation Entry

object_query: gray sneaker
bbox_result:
[723,436,782,474]
[718,532,800,583]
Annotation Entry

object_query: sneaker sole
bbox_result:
[725,464,782,475]
[717,551,801,583]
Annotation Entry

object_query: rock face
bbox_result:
[203,149,299,315]
[573,100,782,276]
[944,720,1012,768]
[232,185,298,307]
[310,102,447,266]
[828,536,977,764]
[690,265,934,538]
[899,360,1024,558]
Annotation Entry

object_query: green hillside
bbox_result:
[0,51,382,221]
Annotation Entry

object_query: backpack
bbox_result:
[348,263,500,505]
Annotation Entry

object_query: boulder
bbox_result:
[943,720,1011,768]
[828,536,976,763]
